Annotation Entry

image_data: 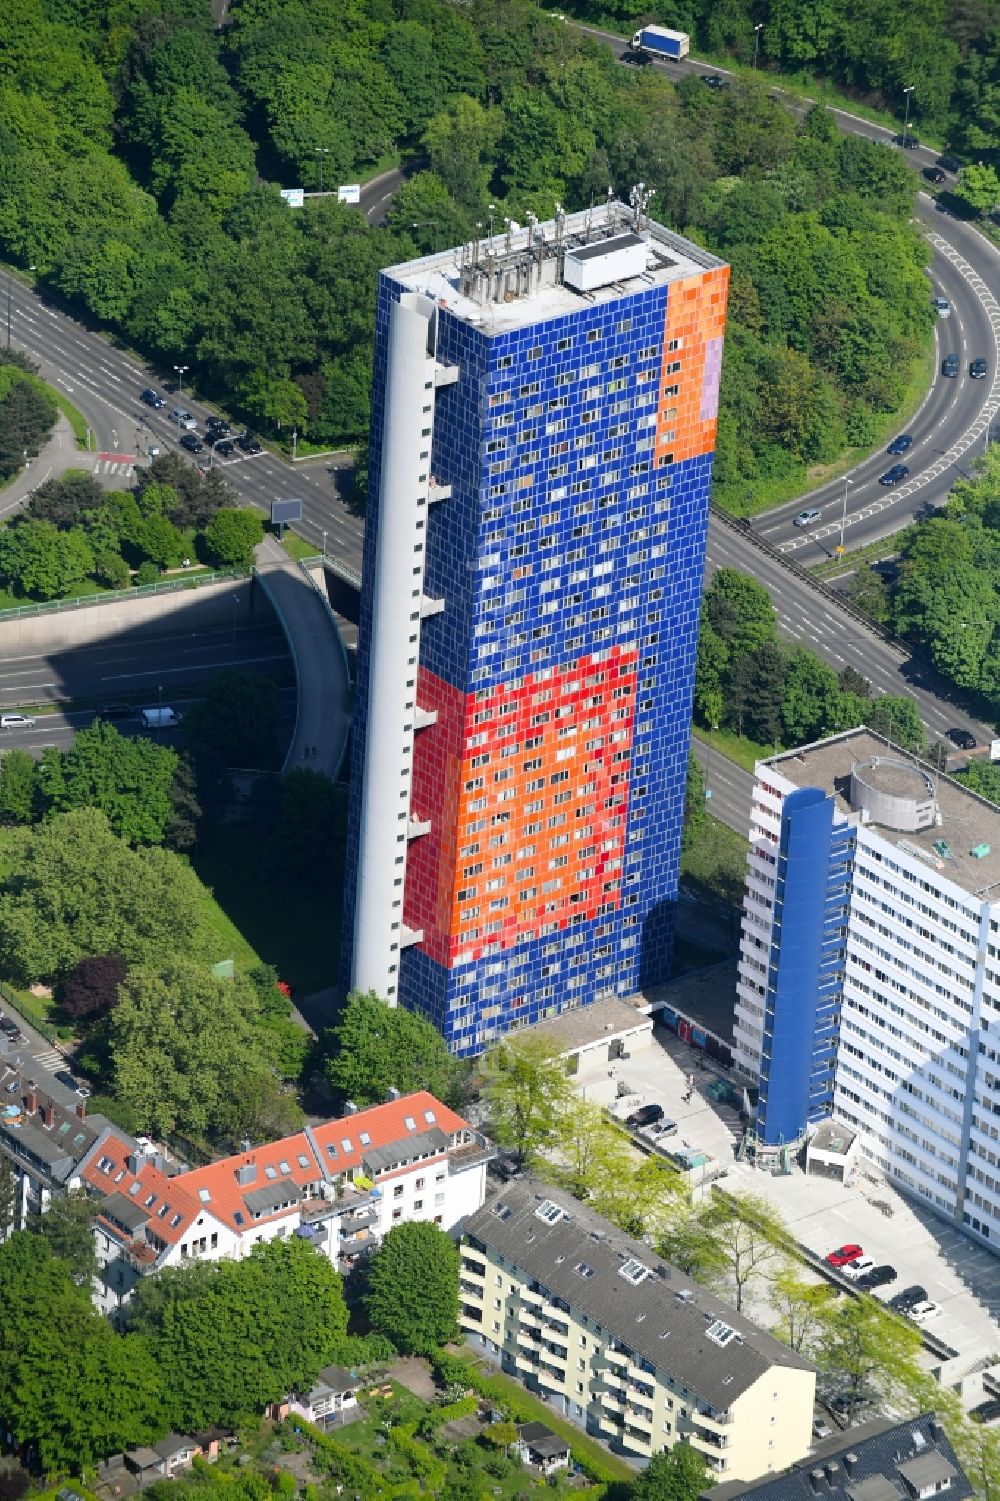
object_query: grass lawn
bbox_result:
[681,813,749,910]
[193,824,340,997]
[279,529,322,562]
[692,723,771,775]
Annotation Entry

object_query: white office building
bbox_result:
[734,728,1000,1249]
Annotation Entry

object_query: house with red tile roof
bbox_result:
[80,1091,492,1317]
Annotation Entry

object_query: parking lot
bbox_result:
[571,1024,1000,1395]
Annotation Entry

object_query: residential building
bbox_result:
[459,1181,815,1479]
[342,197,729,1054]
[734,729,1000,1250]
[701,1413,973,1501]
[79,1091,492,1316]
[0,1067,117,1230]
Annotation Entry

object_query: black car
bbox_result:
[896,133,919,149]
[205,417,231,435]
[947,727,976,750]
[626,1103,664,1129]
[942,354,960,378]
[97,702,132,720]
[237,432,262,454]
[701,74,728,89]
[140,387,164,409]
[54,1069,79,1091]
[879,463,909,486]
[211,438,235,458]
[970,357,988,380]
[938,155,961,173]
[972,1400,1000,1425]
[620,50,650,65]
[0,1018,21,1037]
[887,433,913,455]
[857,1264,897,1290]
[179,433,204,453]
[888,1284,928,1314]
[923,167,946,184]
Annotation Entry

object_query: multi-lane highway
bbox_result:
[0,619,294,752]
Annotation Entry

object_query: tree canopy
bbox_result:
[324,989,465,1108]
[364,1220,460,1353]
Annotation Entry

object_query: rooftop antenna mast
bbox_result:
[607,185,616,230]
[629,181,655,232]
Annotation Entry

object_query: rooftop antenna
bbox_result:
[629,181,655,231]
[554,202,565,247]
[586,196,594,242]
[504,217,513,255]
[474,222,482,269]
[488,202,496,246]
[607,185,616,230]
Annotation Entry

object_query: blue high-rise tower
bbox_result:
[343,201,729,1055]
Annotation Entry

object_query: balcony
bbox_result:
[427,477,452,502]
[693,1405,732,1433]
[340,1224,378,1249]
[623,1426,653,1453]
[414,704,438,730]
[461,1257,486,1280]
[536,1362,565,1392]
[419,594,445,619]
[689,1430,730,1455]
[433,364,460,388]
[516,1327,541,1350]
[602,1346,630,1369]
[520,1286,545,1307]
[517,1305,543,1329]
[460,1279,483,1299]
[407,815,432,840]
[400,925,424,949]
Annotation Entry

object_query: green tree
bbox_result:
[423,95,502,210]
[325,990,464,1109]
[957,760,1000,805]
[108,957,293,1139]
[631,1443,709,1501]
[0,750,35,826]
[129,1237,347,1432]
[183,669,281,773]
[781,646,843,743]
[203,507,263,568]
[365,1221,459,1354]
[29,1189,98,1286]
[813,1294,923,1425]
[657,1203,732,1289]
[769,1267,838,1352]
[481,1035,573,1168]
[0,807,212,985]
[548,1097,634,1202]
[40,719,178,845]
[866,694,925,753]
[0,1155,15,1242]
[955,162,1000,216]
[0,519,93,600]
[267,769,344,883]
[704,568,778,661]
[683,752,706,853]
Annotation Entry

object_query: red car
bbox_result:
[826,1244,863,1268]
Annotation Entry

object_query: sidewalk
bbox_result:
[0,414,85,519]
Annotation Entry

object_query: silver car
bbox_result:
[793,508,822,528]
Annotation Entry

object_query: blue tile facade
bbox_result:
[344,261,723,1055]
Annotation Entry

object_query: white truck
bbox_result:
[629,25,690,60]
[140,706,182,729]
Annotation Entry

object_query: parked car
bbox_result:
[842,1256,876,1280]
[812,1418,833,1440]
[887,433,913,455]
[179,433,204,454]
[856,1264,897,1290]
[947,727,976,750]
[879,464,909,486]
[140,387,164,408]
[924,167,946,184]
[626,1103,664,1129]
[888,1284,928,1313]
[237,432,262,454]
[649,1118,678,1140]
[793,507,822,528]
[0,713,35,729]
[972,1400,1000,1424]
[942,354,960,378]
[909,1300,941,1321]
[970,357,989,379]
[825,1244,863,1268]
[932,297,951,317]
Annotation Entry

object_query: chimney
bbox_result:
[927,1419,943,1442]
[809,1472,827,1494]
[825,1463,841,1483]
[126,1153,142,1175]
[235,1161,256,1186]
[844,1455,859,1478]
[75,1100,86,1121]
[386,1086,401,1102]
[41,1102,54,1128]
[345,1100,358,1115]
[25,1080,37,1114]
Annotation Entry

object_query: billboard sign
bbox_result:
[338,184,361,205]
[271,498,304,526]
[280,188,305,209]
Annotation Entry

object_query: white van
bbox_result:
[140,707,182,729]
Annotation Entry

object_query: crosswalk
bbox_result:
[32,1046,65,1071]
[94,453,135,476]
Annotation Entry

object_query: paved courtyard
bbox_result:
[571,1026,1000,1392]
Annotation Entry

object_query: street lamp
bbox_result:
[314,148,332,194]
[173,363,189,397]
[902,85,915,147]
[838,476,854,555]
[322,529,328,560]
[753,22,763,69]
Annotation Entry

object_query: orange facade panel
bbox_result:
[656,264,730,467]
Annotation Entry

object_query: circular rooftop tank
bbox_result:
[849,757,937,833]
